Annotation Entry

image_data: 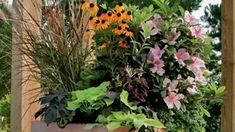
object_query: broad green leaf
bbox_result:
[120,90,137,110]
[104,99,114,106]
[130,114,146,130]
[143,118,166,128]
[67,81,110,111]
[184,60,193,65]
[96,115,107,123]
[141,23,153,40]
[200,106,211,117]
[106,122,122,131]
[85,124,101,129]
[216,86,225,95]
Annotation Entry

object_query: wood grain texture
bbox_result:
[221,0,235,131]
[11,0,41,132]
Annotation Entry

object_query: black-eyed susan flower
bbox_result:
[99,19,109,29]
[98,43,106,49]
[115,2,124,12]
[119,40,129,48]
[84,29,93,36]
[88,3,99,14]
[81,0,89,10]
[119,21,129,29]
[115,12,124,22]
[106,11,115,24]
[112,26,124,35]
[124,29,133,37]
[124,11,133,21]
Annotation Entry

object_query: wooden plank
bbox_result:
[11,0,41,132]
[221,0,235,132]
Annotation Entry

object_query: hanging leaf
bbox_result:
[120,90,137,110]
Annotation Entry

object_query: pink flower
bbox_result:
[190,26,203,38]
[187,56,205,73]
[0,9,6,21]
[187,77,195,84]
[184,11,198,25]
[163,78,171,87]
[145,14,164,35]
[169,80,178,91]
[146,20,160,36]
[150,59,165,76]
[147,44,165,62]
[187,56,207,83]
[163,78,179,92]
[174,48,190,65]
[162,28,181,45]
[187,87,197,94]
[164,92,184,110]
[147,44,165,76]
[194,71,207,83]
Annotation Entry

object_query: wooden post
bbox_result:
[11,0,41,132]
[221,0,235,132]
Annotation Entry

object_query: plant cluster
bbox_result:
[22,0,225,131]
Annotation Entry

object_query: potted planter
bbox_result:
[23,0,224,131]
[32,121,166,132]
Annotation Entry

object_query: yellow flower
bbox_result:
[124,11,133,21]
[106,11,115,24]
[115,12,125,22]
[99,19,109,29]
[112,26,124,35]
[81,0,89,10]
[115,2,124,12]
[84,29,93,36]
[119,40,129,48]
[119,21,129,29]
[88,3,99,14]
[98,43,106,49]
[124,29,133,37]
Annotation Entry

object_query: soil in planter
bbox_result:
[71,109,100,123]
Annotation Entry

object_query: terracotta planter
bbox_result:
[32,121,107,132]
[32,121,166,132]
[32,121,135,132]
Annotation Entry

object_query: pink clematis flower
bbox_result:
[187,56,205,72]
[174,48,190,65]
[187,56,207,83]
[190,26,203,38]
[147,44,165,62]
[194,71,207,83]
[163,78,171,87]
[150,59,165,76]
[187,87,197,94]
[184,11,198,25]
[164,92,184,110]
[146,20,160,35]
[163,78,179,92]
[162,28,181,45]
[145,14,164,35]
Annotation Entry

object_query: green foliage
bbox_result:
[0,95,10,132]
[67,82,111,114]
[97,111,165,131]
[35,90,74,127]
[98,0,202,11]
[201,4,222,131]
[0,3,11,99]
[120,90,137,110]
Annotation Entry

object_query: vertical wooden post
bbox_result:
[11,0,41,132]
[221,0,235,132]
